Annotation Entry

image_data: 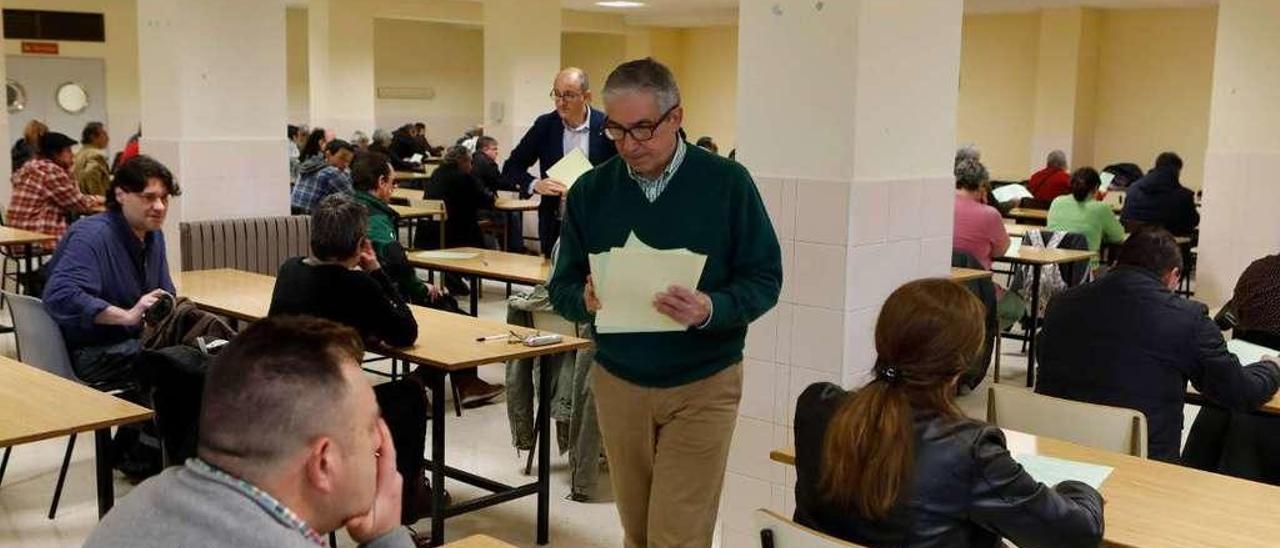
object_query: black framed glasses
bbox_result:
[550,90,583,102]
[602,104,680,143]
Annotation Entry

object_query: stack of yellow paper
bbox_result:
[545,148,594,189]
[590,232,707,334]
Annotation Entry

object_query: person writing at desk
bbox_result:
[502,67,617,258]
[793,279,1104,547]
[549,58,782,548]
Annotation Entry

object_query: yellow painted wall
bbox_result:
[677,25,737,153]
[373,19,484,145]
[561,32,626,97]
[286,8,309,124]
[957,12,1040,180]
[1093,7,1217,188]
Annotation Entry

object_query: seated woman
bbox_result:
[793,279,1104,547]
[1231,253,1280,349]
[952,158,1010,270]
[1047,167,1126,271]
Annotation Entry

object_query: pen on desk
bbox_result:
[476,334,506,342]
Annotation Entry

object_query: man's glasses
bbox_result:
[602,104,679,143]
[550,90,584,102]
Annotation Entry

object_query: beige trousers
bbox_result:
[592,362,743,548]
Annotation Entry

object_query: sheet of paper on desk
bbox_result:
[409,153,423,163]
[1014,453,1113,489]
[1229,338,1278,365]
[410,250,479,260]
[993,184,1033,204]
[1100,171,1116,188]
[1006,238,1023,255]
[546,148,593,189]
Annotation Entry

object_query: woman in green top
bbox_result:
[1047,167,1126,269]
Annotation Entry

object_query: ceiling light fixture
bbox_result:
[595,1,646,7]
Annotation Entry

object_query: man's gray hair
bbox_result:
[559,67,590,93]
[955,158,990,191]
[603,58,681,113]
[310,193,368,262]
[1047,149,1067,169]
[372,128,392,146]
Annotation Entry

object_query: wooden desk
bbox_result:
[1006,222,1192,246]
[1006,207,1048,225]
[443,535,517,547]
[994,247,1095,387]
[770,428,1280,547]
[0,226,57,280]
[495,198,539,212]
[408,248,550,315]
[394,171,430,182]
[0,356,153,518]
[176,269,587,545]
[949,267,992,283]
[390,203,447,249]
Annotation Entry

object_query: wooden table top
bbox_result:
[391,203,445,219]
[392,188,422,201]
[442,535,516,547]
[0,355,152,448]
[407,247,550,286]
[770,428,1280,547]
[1006,207,1049,221]
[495,198,539,212]
[176,269,587,371]
[1004,222,1191,245]
[0,226,58,246]
[949,267,992,283]
[996,246,1096,266]
[394,171,431,180]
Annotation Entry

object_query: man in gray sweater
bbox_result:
[86,316,415,548]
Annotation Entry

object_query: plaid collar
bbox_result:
[627,140,687,202]
[187,458,326,546]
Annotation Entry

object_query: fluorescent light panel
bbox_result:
[595,1,645,7]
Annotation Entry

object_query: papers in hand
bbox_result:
[1014,454,1113,489]
[409,153,424,163]
[410,250,479,260]
[591,232,707,334]
[1100,171,1116,188]
[993,184,1034,204]
[1229,338,1278,365]
[546,148,594,190]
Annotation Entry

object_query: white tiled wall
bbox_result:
[722,173,954,538]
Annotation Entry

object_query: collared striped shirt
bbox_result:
[627,140,687,202]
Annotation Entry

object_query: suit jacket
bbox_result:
[500,108,618,210]
[1036,266,1280,461]
[425,164,495,249]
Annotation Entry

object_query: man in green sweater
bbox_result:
[351,150,504,407]
[549,58,782,548]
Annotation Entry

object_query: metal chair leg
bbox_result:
[48,434,77,519]
[0,446,11,485]
[451,375,463,417]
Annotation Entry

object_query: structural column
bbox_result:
[483,0,561,157]
[308,0,376,137]
[0,19,10,205]
[722,1,963,546]
[1196,0,1280,306]
[1028,7,1100,169]
[137,0,290,262]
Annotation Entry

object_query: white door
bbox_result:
[7,56,109,151]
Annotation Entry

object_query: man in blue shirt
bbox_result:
[43,155,180,386]
[291,139,354,214]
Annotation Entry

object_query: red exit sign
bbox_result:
[21,42,59,55]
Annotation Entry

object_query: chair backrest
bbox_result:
[3,292,79,382]
[986,384,1147,458]
[180,215,312,275]
[754,509,864,548]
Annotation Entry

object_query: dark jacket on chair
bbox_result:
[424,163,494,249]
[1036,266,1280,461]
[1120,166,1199,236]
[793,383,1105,548]
[500,109,617,257]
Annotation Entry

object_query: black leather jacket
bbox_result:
[793,383,1104,548]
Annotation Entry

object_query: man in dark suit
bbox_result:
[501,67,618,258]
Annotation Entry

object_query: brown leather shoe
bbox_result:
[456,379,506,408]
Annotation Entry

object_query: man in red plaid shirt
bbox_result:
[8,132,105,250]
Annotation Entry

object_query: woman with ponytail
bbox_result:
[1047,167,1126,269]
[792,279,1104,547]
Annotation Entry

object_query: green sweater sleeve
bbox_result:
[548,184,594,323]
[703,167,783,331]
[1098,203,1126,244]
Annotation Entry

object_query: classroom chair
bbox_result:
[986,384,1148,458]
[0,292,128,519]
[754,508,865,548]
